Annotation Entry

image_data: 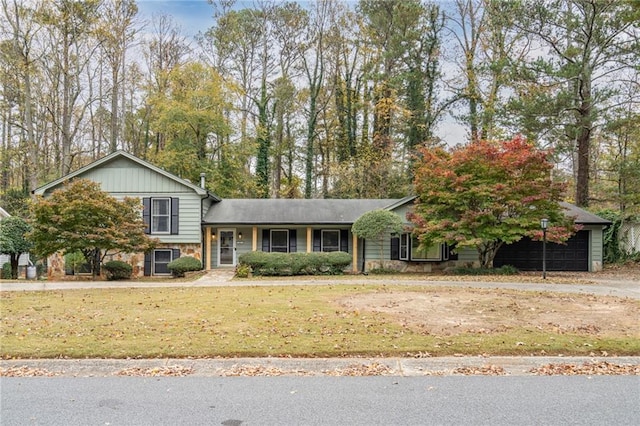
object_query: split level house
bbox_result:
[32,151,610,279]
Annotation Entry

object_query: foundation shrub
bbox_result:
[167,256,202,278]
[239,251,351,276]
[103,260,133,280]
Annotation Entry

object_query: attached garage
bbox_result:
[494,230,589,271]
[492,203,610,272]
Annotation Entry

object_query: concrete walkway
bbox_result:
[1,270,638,299]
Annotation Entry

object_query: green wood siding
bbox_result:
[41,157,204,245]
[390,203,413,224]
[583,225,604,271]
[81,157,196,193]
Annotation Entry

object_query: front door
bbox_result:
[218,229,236,267]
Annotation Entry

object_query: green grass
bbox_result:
[1,285,638,359]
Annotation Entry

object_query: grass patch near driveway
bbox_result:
[1,285,638,359]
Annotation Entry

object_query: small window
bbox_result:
[152,199,170,233]
[154,249,173,274]
[322,230,340,252]
[270,229,289,253]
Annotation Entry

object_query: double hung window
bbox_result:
[151,198,170,233]
[321,230,340,252]
[270,229,289,253]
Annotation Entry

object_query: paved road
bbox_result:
[2,375,639,426]
[1,272,638,299]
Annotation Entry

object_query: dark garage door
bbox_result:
[494,230,589,271]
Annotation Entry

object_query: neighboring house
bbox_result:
[33,151,610,278]
[0,206,31,272]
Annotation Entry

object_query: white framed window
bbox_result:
[400,233,409,260]
[410,235,442,261]
[321,230,340,252]
[270,229,289,253]
[151,198,170,233]
[154,249,173,274]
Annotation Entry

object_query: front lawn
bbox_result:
[1,284,638,358]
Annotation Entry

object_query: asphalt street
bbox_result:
[2,375,639,425]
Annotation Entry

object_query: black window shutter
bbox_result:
[142,198,151,234]
[171,198,179,234]
[172,248,181,260]
[390,237,400,260]
[144,252,152,276]
[340,229,349,253]
[313,230,321,252]
[289,229,297,252]
[262,229,270,252]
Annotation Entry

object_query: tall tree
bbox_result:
[142,13,191,157]
[445,0,530,143]
[509,0,638,207]
[299,0,330,198]
[38,0,101,175]
[1,0,40,193]
[95,0,138,154]
[149,61,232,185]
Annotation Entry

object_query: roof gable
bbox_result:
[33,151,217,198]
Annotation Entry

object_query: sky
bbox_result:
[136,0,216,37]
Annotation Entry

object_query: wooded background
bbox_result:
[1,0,638,216]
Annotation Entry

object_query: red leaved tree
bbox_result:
[408,136,578,268]
[29,179,157,279]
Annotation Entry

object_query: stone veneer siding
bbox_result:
[46,243,202,280]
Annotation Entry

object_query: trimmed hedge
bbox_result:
[167,256,202,277]
[103,260,132,280]
[238,251,352,276]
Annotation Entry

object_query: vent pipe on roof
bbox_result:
[200,173,206,189]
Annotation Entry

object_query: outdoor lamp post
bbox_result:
[540,218,548,279]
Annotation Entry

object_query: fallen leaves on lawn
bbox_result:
[0,366,58,377]
[530,361,640,376]
[115,365,194,377]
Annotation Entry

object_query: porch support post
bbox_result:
[352,234,358,273]
[306,227,312,253]
[252,227,258,251]
[205,227,212,270]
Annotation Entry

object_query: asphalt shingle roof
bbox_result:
[560,202,612,225]
[203,199,401,225]
[203,199,611,226]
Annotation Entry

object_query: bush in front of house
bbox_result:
[103,260,133,280]
[238,251,352,276]
[1,262,12,279]
[167,256,202,277]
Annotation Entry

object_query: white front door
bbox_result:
[218,229,236,267]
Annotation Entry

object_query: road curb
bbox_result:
[2,356,639,377]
